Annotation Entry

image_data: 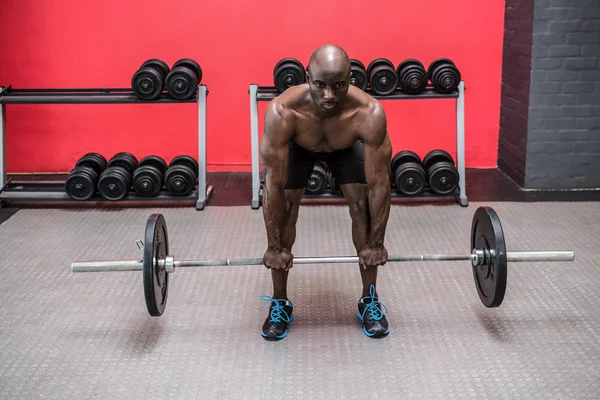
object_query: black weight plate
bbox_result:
[328,174,343,195]
[166,66,198,100]
[141,59,170,77]
[422,149,454,171]
[144,213,169,317]
[394,162,426,195]
[350,59,366,71]
[391,150,421,173]
[305,164,328,195]
[165,165,196,196]
[471,206,507,308]
[366,58,394,77]
[76,152,107,175]
[139,155,168,175]
[427,58,454,81]
[108,152,138,175]
[133,165,164,197]
[169,155,198,178]
[131,67,164,101]
[274,62,305,93]
[65,166,98,201]
[97,166,131,201]
[273,58,304,76]
[396,59,428,94]
[172,58,202,82]
[431,65,461,93]
[427,161,459,195]
[349,59,368,91]
[369,64,398,96]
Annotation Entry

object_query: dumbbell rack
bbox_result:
[0,86,213,210]
[248,82,468,208]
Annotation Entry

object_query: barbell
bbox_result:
[70,206,575,317]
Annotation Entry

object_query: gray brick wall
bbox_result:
[497,0,535,187]
[525,0,600,188]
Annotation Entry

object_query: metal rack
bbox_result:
[248,82,468,209]
[0,85,213,210]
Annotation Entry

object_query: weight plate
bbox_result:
[133,165,164,197]
[427,58,454,81]
[108,152,138,175]
[396,59,428,94]
[366,58,394,77]
[274,62,305,93]
[349,59,368,91]
[97,166,131,201]
[166,66,199,100]
[273,58,304,76]
[172,58,202,82]
[428,58,460,93]
[369,64,398,96]
[169,155,198,178]
[391,150,421,173]
[395,162,426,195]
[165,165,196,196]
[131,67,164,101]
[144,213,169,317]
[140,59,170,77]
[350,59,366,71]
[427,161,459,195]
[422,149,454,171]
[305,164,328,195]
[139,155,168,175]
[329,174,343,195]
[471,206,507,308]
[65,166,98,201]
[75,152,107,175]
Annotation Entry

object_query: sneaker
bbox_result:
[259,296,293,341]
[357,285,390,338]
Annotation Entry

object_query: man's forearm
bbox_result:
[262,170,287,250]
[367,180,391,246]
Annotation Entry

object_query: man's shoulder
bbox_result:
[267,85,308,117]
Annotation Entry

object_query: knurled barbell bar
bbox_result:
[70,206,575,317]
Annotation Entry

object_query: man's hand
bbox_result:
[359,244,388,269]
[263,248,294,271]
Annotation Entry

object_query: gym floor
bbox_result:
[0,169,599,399]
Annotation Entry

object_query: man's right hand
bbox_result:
[263,248,293,270]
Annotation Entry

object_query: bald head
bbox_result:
[307,44,351,76]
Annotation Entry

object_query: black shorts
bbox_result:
[285,140,367,190]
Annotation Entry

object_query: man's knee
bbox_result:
[347,196,369,220]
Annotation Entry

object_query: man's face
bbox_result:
[307,64,350,113]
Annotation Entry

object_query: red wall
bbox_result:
[0,0,505,173]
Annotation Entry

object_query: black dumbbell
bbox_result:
[367,58,398,96]
[422,149,459,195]
[396,59,428,95]
[427,58,461,94]
[65,152,107,201]
[165,155,198,196]
[305,161,329,195]
[328,174,343,196]
[133,155,168,197]
[131,59,170,101]
[97,166,132,201]
[165,58,203,100]
[391,150,426,196]
[273,58,305,93]
[107,152,138,176]
[349,59,368,91]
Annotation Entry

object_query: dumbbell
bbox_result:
[349,59,368,91]
[133,156,168,197]
[367,58,398,96]
[396,59,428,95]
[97,152,138,201]
[65,152,108,201]
[273,58,305,93]
[305,161,330,195]
[131,59,170,101]
[165,155,198,196]
[427,58,461,94]
[165,58,203,100]
[391,150,426,196]
[422,149,459,195]
[328,174,343,196]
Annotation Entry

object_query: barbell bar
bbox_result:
[70,206,575,316]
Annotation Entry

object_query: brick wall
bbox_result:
[498,0,600,189]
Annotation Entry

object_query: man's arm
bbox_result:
[362,103,392,247]
[259,102,294,250]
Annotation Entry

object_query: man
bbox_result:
[259,44,393,340]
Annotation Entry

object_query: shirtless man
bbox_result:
[259,45,393,340]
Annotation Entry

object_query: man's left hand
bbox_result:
[359,244,388,269]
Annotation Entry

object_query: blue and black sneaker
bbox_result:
[259,296,293,341]
[357,285,390,338]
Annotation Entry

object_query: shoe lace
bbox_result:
[360,285,388,321]
[259,296,292,323]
